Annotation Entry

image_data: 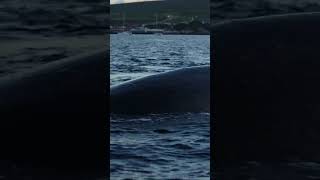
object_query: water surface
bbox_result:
[110,34,209,85]
[110,34,210,179]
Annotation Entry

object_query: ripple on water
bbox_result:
[110,34,210,86]
[110,34,210,179]
[110,113,210,179]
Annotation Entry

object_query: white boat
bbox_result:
[130,27,163,34]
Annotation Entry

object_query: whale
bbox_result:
[0,49,108,177]
[110,66,210,114]
[212,12,320,168]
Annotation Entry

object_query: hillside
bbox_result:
[110,0,210,24]
[211,0,320,23]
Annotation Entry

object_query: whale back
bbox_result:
[0,50,107,176]
[212,13,320,164]
[110,66,210,114]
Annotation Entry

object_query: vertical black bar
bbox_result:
[0,0,109,178]
[210,0,214,178]
[212,0,320,179]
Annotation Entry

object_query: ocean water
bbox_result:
[110,34,209,85]
[110,34,210,179]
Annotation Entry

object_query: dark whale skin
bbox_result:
[0,50,108,177]
[110,66,210,115]
[212,12,320,166]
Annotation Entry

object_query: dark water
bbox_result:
[111,113,210,179]
[110,34,210,179]
[110,34,210,85]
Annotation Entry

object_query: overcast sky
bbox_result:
[111,0,159,4]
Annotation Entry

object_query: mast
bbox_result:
[122,12,126,32]
[155,13,158,29]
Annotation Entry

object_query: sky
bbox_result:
[111,0,159,5]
